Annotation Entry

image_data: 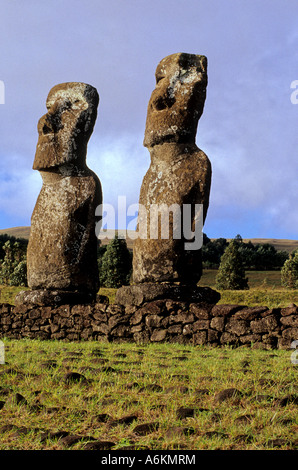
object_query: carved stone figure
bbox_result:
[16,82,101,306]
[134,53,211,284]
[116,53,219,306]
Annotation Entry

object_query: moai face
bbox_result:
[143,53,207,148]
[33,82,99,170]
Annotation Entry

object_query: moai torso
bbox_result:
[133,53,211,286]
[27,83,102,299]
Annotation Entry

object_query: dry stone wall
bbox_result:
[0,300,297,349]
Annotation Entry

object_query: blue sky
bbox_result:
[0,0,297,240]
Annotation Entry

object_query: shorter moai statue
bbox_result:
[116,53,219,306]
[16,82,102,306]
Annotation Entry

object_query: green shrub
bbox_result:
[281,250,298,289]
[0,241,27,287]
[215,239,248,290]
[99,235,132,288]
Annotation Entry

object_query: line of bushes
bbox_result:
[0,233,297,291]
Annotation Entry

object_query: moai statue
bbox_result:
[16,82,101,306]
[116,53,219,306]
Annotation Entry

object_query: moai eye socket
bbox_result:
[153,94,176,111]
[156,72,165,84]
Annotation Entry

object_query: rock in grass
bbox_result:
[63,372,88,384]
[108,414,138,427]
[275,395,298,407]
[266,438,290,448]
[133,422,159,436]
[60,434,95,448]
[176,407,195,419]
[12,393,28,406]
[93,413,112,423]
[0,424,16,433]
[117,444,150,450]
[204,430,229,439]
[234,414,254,424]
[165,426,195,438]
[214,388,242,403]
[39,430,69,443]
[1,424,41,437]
[138,384,163,393]
[165,386,189,394]
[83,440,116,450]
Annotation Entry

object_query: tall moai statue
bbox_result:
[16,82,102,306]
[116,53,219,306]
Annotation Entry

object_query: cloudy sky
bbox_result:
[0,0,297,240]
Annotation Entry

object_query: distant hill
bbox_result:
[0,226,297,253]
[0,226,31,240]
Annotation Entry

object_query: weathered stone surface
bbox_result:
[132,53,211,286]
[21,82,101,306]
[282,327,298,341]
[210,316,225,331]
[115,283,220,306]
[208,329,219,342]
[189,303,212,319]
[280,315,298,327]
[0,301,294,349]
[280,305,298,316]
[240,334,262,344]
[251,314,279,333]
[214,388,242,403]
[226,319,250,336]
[193,331,207,345]
[150,329,167,342]
[15,289,95,307]
[211,304,244,317]
[234,306,268,321]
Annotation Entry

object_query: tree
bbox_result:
[0,234,28,261]
[281,250,298,289]
[9,259,27,287]
[0,240,27,286]
[202,235,228,268]
[99,235,132,288]
[215,239,249,290]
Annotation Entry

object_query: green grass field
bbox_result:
[0,339,297,450]
[0,270,297,451]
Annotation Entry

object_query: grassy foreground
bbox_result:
[0,271,297,451]
[0,339,297,450]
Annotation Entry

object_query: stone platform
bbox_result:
[0,299,297,349]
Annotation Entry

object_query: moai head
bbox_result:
[143,53,207,148]
[33,82,99,170]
